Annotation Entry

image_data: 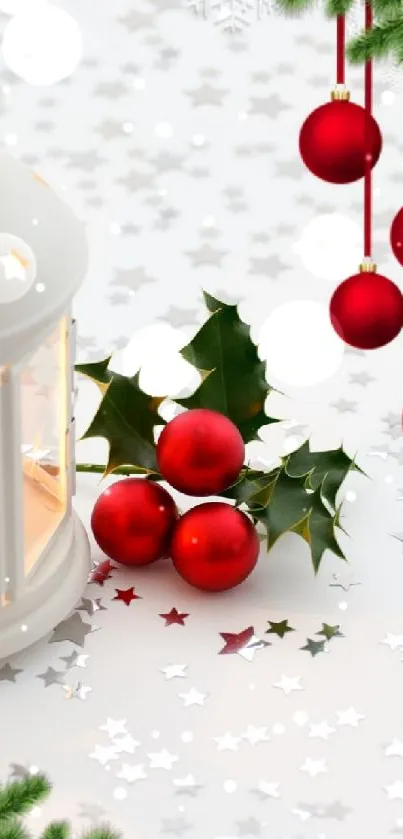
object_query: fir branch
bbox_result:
[0,776,51,822]
[0,821,31,839]
[274,0,314,16]
[40,823,70,839]
[325,0,355,17]
[347,18,403,62]
[81,827,122,839]
[373,0,403,19]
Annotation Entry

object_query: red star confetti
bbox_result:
[88,560,115,586]
[219,626,271,661]
[159,608,189,626]
[112,587,142,606]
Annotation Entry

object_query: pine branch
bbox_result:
[273,0,314,16]
[347,19,401,62]
[0,821,31,839]
[373,0,403,19]
[40,823,70,839]
[81,827,121,839]
[0,776,51,822]
[325,0,355,17]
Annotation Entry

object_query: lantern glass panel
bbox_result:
[20,319,68,574]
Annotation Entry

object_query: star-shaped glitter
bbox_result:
[49,613,95,647]
[178,687,208,707]
[159,608,189,626]
[219,626,271,660]
[0,663,23,682]
[161,664,188,680]
[316,623,344,641]
[116,763,147,783]
[88,560,115,586]
[63,682,92,701]
[113,734,140,755]
[300,757,328,778]
[173,774,204,796]
[273,675,303,695]
[336,707,365,727]
[300,638,327,657]
[59,651,89,669]
[112,587,142,606]
[36,667,65,687]
[385,781,403,800]
[76,598,107,616]
[385,739,403,757]
[266,619,295,638]
[308,721,336,740]
[89,744,120,767]
[242,724,269,746]
[99,718,127,738]
[148,749,178,770]
[380,633,403,651]
[213,732,241,752]
[251,779,280,800]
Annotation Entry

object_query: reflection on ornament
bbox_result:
[259,300,345,387]
[0,233,36,303]
[1,4,82,86]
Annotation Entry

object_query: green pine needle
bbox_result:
[81,827,122,839]
[347,19,401,63]
[325,0,355,17]
[40,822,70,839]
[0,776,51,821]
[0,821,31,839]
[273,0,314,16]
[373,0,403,19]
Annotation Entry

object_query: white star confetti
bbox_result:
[253,779,280,799]
[242,724,269,745]
[116,763,147,783]
[300,757,328,778]
[385,739,403,757]
[62,682,92,701]
[161,663,188,680]
[385,780,403,800]
[213,732,241,752]
[308,721,336,740]
[99,718,128,738]
[380,633,403,651]
[178,687,208,707]
[336,707,365,727]
[273,675,303,695]
[89,745,120,767]
[148,749,178,770]
[112,735,141,755]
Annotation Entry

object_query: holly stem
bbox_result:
[75,463,160,477]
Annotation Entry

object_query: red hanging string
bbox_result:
[336,15,345,84]
[364,2,373,258]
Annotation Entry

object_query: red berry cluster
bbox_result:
[91,409,260,592]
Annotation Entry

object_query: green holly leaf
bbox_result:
[174,292,279,444]
[285,441,365,510]
[249,471,346,573]
[220,467,274,506]
[75,358,166,477]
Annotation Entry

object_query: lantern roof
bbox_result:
[0,151,88,364]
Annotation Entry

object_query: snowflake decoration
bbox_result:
[187,0,271,31]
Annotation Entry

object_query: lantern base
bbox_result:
[0,512,91,661]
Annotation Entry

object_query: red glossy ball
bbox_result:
[299,100,382,184]
[330,271,403,350]
[170,501,259,592]
[156,408,245,497]
[391,207,403,267]
[91,478,178,566]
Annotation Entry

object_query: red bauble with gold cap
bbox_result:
[299,94,382,185]
[329,265,403,350]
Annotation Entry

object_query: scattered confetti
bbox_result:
[112,586,142,606]
[0,663,23,682]
[76,597,107,616]
[159,608,189,626]
[99,718,127,738]
[336,707,365,727]
[50,613,95,646]
[161,663,188,679]
[178,687,208,707]
[219,626,271,660]
[62,682,92,701]
[300,638,328,657]
[316,623,344,640]
[266,619,295,638]
[88,560,115,586]
[273,675,304,695]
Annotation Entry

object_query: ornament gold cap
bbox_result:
[359,260,377,273]
[331,86,350,101]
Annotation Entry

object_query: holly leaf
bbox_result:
[248,471,346,573]
[75,358,166,477]
[221,467,274,506]
[174,292,279,443]
[285,441,365,510]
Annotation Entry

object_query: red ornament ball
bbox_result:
[156,408,245,497]
[170,502,260,592]
[390,207,403,267]
[330,271,403,350]
[299,100,382,184]
[91,478,178,566]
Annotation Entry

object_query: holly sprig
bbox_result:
[75,292,365,575]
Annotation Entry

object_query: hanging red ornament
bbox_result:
[156,408,245,497]
[170,502,260,592]
[390,207,403,267]
[299,98,382,185]
[329,268,403,350]
[91,478,178,566]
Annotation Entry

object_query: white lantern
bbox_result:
[0,151,91,659]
